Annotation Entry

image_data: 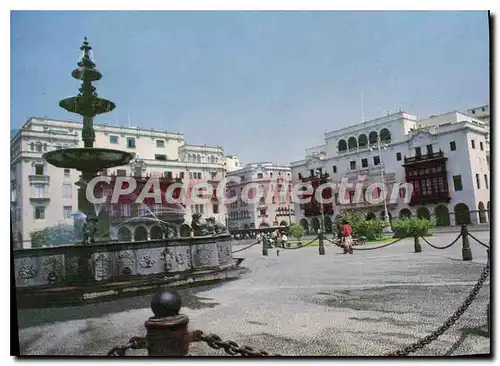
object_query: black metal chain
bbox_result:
[194,330,280,356]
[467,232,490,248]
[324,235,408,251]
[420,232,462,250]
[279,236,319,250]
[231,239,262,254]
[384,261,490,356]
[107,336,147,356]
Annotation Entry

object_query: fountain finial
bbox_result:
[77,37,95,71]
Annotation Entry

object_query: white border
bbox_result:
[5,4,496,365]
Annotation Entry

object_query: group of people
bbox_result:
[256,231,288,248]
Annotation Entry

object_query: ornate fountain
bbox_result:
[13,38,238,295]
[43,37,135,240]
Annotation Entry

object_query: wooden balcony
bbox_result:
[403,151,446,165]
[409,191,451,206]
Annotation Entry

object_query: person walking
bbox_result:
[342,220,354,254]
[281,233,287,248]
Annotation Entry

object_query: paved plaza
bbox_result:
[16,231,490,356]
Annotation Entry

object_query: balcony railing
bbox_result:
[300,173,330,182]
[28,175,51,184]
[404,151,445,164]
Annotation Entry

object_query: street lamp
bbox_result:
[371,136,393,235]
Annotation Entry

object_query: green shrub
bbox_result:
[290,223,305,241]
[333,210,387,241]
[391,217,435,238]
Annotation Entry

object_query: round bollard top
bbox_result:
[151,289,182,317]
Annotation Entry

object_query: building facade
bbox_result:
[225,162,295,230]
[10,117,234,248]
[290,109,490,234]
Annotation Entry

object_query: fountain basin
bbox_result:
[59,95,116,117]
[42,148,135,172]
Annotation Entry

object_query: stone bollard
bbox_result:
[318,232,325,255]
[461,224,472,261]
[262,236,268,256]
[145,290,194,356]
[276,249,280,257]
[414,235,422,253]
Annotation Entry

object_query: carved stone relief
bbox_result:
[117,250,136,276]
[94,253,112,281]
[42,256,64,283]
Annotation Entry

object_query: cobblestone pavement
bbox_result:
[16,231,490,356]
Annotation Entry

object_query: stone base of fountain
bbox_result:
[14,234,242,309]
[16,262,247,309]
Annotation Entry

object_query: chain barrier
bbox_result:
[352,235,410,251]
[194,330,280,356]
[384,261,490,356]
[279,236,320,250]
[420,232,462,250]
[107,336,147,356]
[231,239,262,254]
[324,235,407,251]
[467,232,490,249]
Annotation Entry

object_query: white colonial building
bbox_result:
[225,162,295,230]
[290,108,490,234]
[10,117,238,248]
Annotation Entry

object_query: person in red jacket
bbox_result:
[342,220,354,254]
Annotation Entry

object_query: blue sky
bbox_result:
[11,11,489,164]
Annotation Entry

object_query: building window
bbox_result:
[257,173,263,179]
[211,172,217,180]
[480,141,484,151]
[164,171,173,180]
[127,137,136,148]
[35,142,43,152]
[155,154,167,161]
[450,141,456,151]
[64,168,71,176]
[34,206,45,220]
[34,183,45,198]
[332,165,337,173]
[453,175,463,191]
[471,139,476,149]
[121,204,131,217]
[35,164,44,175]
[156,140,165,148]
[334,193,339,205]
[373,156,380,166]
[348,191,355,203]
[396,152,401,161]
[63,206,73,218]
[62,184,72,198]
[350,161,356,170]
[117,169,126,176]
[415,147,422,156]
[484,174,489,189]
[213,204,219,214]
[360,158,368,168]
[259,209,267,216]
[399,187,406,198]
[426,144,433,155]
[110,135,119,144]
[476,174,481,189]
[180,172,185,179]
